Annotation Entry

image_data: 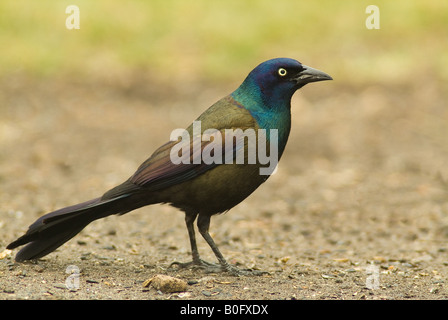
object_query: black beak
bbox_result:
[294,65,333,86]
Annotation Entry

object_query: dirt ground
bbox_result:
[1,73,448,302]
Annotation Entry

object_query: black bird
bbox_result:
[7,58,332,275]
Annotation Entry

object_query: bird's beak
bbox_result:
[294,65,333,86]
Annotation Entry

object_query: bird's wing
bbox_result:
[129,129,245,191]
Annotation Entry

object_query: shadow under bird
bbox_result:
[7,58,332,275]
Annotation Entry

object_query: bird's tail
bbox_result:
[7,194,133,262]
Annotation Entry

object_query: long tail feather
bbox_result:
[7,194,131,261]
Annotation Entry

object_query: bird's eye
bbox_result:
[278,68,287,77]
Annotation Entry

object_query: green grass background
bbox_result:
[0,0,446,85]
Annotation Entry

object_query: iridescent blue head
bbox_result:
[231,58,332,156]
[231,58,332,113]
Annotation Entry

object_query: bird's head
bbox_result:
[232,58,332,111]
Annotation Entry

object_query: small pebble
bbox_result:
[143,274,187,293]
[86,279,99,284]
[102,245,116,251]
[202,290,212,297]
[53,284,67,290]
[3,287,15,294]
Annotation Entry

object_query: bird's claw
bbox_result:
[169,259,222,273]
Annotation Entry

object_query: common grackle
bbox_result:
[7,58,332,275]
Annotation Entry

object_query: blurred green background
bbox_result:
[0,0,447,85]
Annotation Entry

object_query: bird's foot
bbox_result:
[169,259,222,273]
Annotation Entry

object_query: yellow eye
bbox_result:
[278,68,287,77]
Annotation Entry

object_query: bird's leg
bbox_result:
[196,215,266,276]
[169,212,218,270]
[185,212,201,264]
